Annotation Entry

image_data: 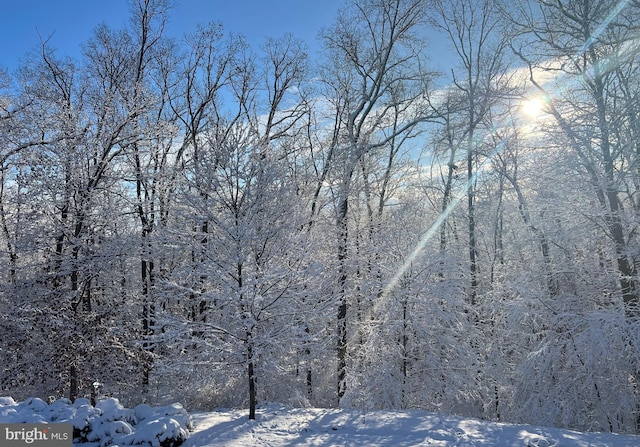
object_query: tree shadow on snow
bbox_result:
[183,407,640,447]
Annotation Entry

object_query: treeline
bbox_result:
[2,0,640,433]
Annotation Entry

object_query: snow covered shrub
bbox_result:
[118,416,190,447]
[95,398,137,424]
[0,397,192,447]
[512,308,640,433]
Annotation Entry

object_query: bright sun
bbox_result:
[522,97,545,118]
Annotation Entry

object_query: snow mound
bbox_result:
[0,397,192,447]
[119,417,190,447]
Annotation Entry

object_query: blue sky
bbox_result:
[0,0,345,72]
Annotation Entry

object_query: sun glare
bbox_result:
[522,97,545,118]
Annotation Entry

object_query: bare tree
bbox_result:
[508,0,640,431]
[319,0,434,402]
[430,0,515,307]
[510,0,640,318]
[157,32,311,419]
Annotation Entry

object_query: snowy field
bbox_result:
[185,403,640,447]
[3,397,640,446]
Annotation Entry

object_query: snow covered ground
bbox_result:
[185,403,640,447]
[3,397,640,446]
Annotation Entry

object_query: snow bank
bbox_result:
[0,397,192,447]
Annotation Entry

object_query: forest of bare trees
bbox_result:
[3,0,640,434]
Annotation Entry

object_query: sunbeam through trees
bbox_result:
[2,0,640,434]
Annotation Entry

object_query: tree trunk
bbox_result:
[305,326,313,402]
[248,342,256,420]
[467,136,478,306]
[141,228,155,387]
[401,295,409,408]
[69,364,78,403]
[336,194,349,401]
